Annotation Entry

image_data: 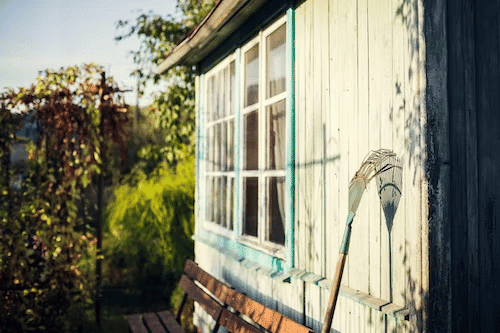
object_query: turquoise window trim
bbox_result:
[285,7,295,270]
[193,232,285,272]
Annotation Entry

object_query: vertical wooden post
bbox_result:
[95,71,106,332]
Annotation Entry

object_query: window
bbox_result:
[205,58,236,233]
[203,15,289,256]
[241,19,287,250]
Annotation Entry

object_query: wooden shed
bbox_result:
[158,0,500,331]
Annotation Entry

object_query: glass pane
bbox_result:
[228,177,234,230]
[244,110,259,170]
[221,122,227,171]
[207,76,213,122]
[244,44,259,107]
[215,72,220,120]
[212,75,217,121]
[230,61,236,115]
[219,70,226,118]
[243,177,259,237]
[266,24,287,98]
[220,177,227,228]
[215,123,221,171]
[266,177,285,245]
[227,120,234,171]
[206,176,213,221]
[266,99,286,170]
[214,176,221,224]
[223,66,229,118]
[206,127,213,171]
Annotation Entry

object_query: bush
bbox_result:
[104,157,195,306]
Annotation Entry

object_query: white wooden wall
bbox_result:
[294,0,426,331]
[194,0,427,332]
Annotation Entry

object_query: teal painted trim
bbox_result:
[285,7,295,270]
[339,211,356,254]
[234,48,242,238]
[194,233,285,272]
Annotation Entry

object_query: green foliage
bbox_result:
[142,76,196,167]
[177,0,216,28]
[104,157,195,289]
[116,0,214,167]
[0,64,128,332]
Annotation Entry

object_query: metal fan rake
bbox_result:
[321,149,402,333]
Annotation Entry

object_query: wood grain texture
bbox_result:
[185,260,314,333]
[127,314,149,333]
[157,311,185,333]
[143,313,167,333]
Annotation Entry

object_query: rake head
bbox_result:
[348,149,399,214]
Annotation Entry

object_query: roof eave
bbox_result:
[155,0,268,74]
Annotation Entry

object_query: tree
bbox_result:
[0,63,129,332]
[115,0,215,167]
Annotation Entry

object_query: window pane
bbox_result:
[214,176,221,224]
[266,24,286,98]
[244,44,259,107]
[220,177,227,227]
[223,66,229,118]
[266,99,286,170]
[215,123,221,171]
[207,76,213,122]
[215,72,220,120]
[206,127,212,171]
[227,119,234,171]
[244,110,259,170]
[266,177,285,245]
[230,61,236,115]
[206,176,213,221]
[243,177,259,237]
[221,121,227,171]
[228,177,234,230]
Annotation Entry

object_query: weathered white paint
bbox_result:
[292,0,426,331]
[193,0,426,332]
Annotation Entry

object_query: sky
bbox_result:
[0,0,179,107]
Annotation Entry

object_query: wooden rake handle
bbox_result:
[321,253,347,333]
[321,215,353,333]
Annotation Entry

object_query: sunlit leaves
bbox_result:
[115,2,208,168]
[0,64,129,331]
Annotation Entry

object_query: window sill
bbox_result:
[237,236,286,260]
[194,232,409,322]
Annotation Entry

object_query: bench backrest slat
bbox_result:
[127,314,149,333]
[143,313,167,333]
[184,260,313,333]
[156,311,185,333]
[180,273,264,333]
[219,307,263,333]
[179,274,222,321]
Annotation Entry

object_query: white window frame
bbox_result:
[238,15,288,258]
[203,53,237,239]
[202,14,289,259]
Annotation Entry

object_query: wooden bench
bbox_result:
[127,259,314,333]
